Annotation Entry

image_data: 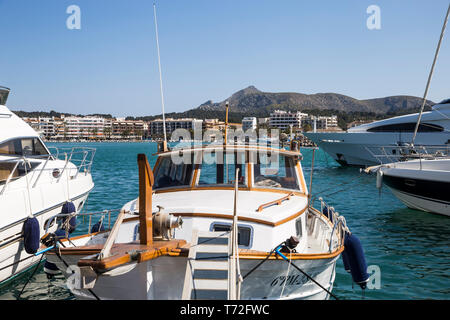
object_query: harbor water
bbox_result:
[0,142,448,300]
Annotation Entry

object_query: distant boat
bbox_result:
[0,86,95,284]
[304,99,450,167]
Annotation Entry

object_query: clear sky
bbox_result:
[0,0,449,117]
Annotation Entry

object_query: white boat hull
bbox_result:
[379,158,450,216]
[47,254,338,300]
[304,131,449,167]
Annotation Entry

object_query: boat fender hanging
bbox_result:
[61,201,77,233]
[341,244,351,273]
[343,232,369,289]
[43,261,60,279]
[23,217,40,254]
[55,228,69,239]
[376,169,383,190]
[91,221,105,233]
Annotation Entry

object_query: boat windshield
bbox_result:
[0,138,49,157]
[198,150,247,186]
[153,154,194,189]
[253,153,300,190]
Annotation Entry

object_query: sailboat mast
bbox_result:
[411,3,450,146]
[153,3,168,148]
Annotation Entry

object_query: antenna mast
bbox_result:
[411,3,450,146]
[153,3,168,151]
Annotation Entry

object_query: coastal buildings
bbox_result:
[148,118,203,137]
[269,110,338,131]
[22,116,148,140]
[21,110,339,141]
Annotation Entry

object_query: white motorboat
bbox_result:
[0,86,95,284]
[42,141,368,300]
[366,155,450,217]
[304,99,450,167]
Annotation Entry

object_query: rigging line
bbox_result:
[276,248,339,300]
[310,173,366,202]
[412,3,450,146]
[53,244,100,300]
[18,254,44,299]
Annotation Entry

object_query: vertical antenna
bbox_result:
[153,3,168,150]
[412,3,450,146]
[224,101,229,145]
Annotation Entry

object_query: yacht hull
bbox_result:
[304,132,449,167]
[382,174,450,216]
[379,158,450,216]
[0,191,91,285]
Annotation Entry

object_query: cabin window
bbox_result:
[198,150,247,186]
[253,154,299,190]
[0,161,41,183]
[0,138,49,156]
[210,222,253,248]
[367,122,443,132]
[153,156,193,189]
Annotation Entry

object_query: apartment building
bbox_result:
[111,118,148,139]
[149,118,203,137]
[269,110,308,129]
[301,115,338,131]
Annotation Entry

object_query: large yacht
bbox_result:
[304,99,450,167]
[0,86,95,284]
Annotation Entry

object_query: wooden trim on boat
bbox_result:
[256,192,294,212]
[238,246,344,261]
[73,240,187,271]
[138,154,154,246]
[247,162,253,189]
[297,162,307,194]
[155,186,307,197]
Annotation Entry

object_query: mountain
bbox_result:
[195,86,434,115]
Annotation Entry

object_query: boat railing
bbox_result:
[365,145,450,165]
[0,147,95,195]
[43,208,123,236]
[318,197,348,253]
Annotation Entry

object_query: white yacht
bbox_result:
[366,156,450,217]
[0,86,95,284]
[304,99,450,167]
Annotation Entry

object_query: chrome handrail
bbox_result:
[0,146,96,196]
[365,145,450,165]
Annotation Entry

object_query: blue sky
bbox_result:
[0,0,449,117]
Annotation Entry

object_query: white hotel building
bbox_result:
[269,110,308,129]
[149,118,203,137]
[269,110,338,131]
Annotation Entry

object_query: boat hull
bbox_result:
[47,254,339,300]
[0,192,91,285]
[379,158,450,216]
[304,131,449,167]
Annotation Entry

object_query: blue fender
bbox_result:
[343,232,369,289]
[61,201,77,233]
[23,217,40,254]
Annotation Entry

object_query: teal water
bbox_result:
[0,142,448,300]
